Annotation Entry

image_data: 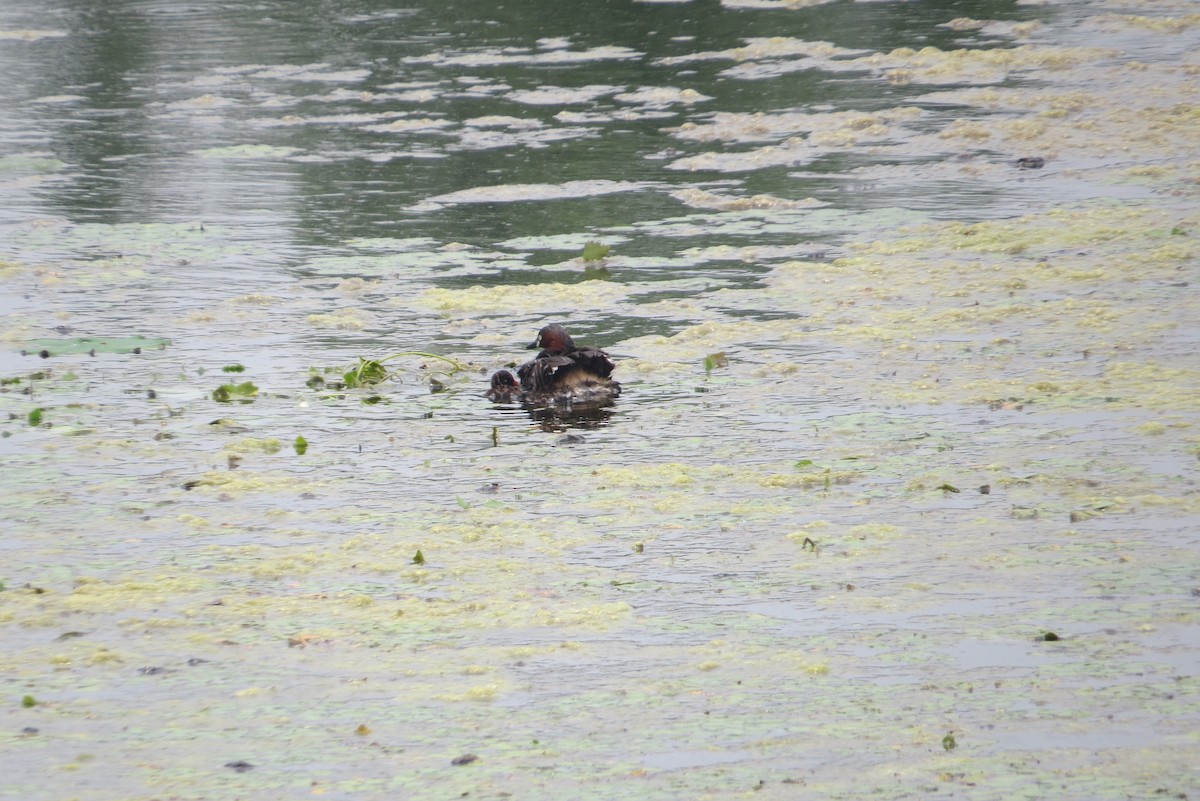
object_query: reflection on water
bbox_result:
[2,0,1055,262]
[507,398,618,432]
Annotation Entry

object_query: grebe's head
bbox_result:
[490,370,520,391]
[528,324,575,352]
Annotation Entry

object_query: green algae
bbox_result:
[0,154,64,172]
[499,233,628,251]
[211,381,258,403]
[580,241,611,261]
[2,4,1199,800]
[193,144,301,159]
[418,280,627,314]
[222,437,282,454]
[1091,12,1200,33]
[17,335,169,356]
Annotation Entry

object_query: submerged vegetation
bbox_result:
[335,352,472,390]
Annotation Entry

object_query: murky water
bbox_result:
[2,1,1199,799]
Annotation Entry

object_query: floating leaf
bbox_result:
[222,364,246,373]
[212,382,259,403]
[294,435,308,455]
[581,241,611,261]
[937,483,960,493]
[942,733,957,751]
[28,408,44,426]
[794,459,815,469]
[412,550,425,565]
[17,335,169,356]
[22,695,37,708]
[703,352,729,375]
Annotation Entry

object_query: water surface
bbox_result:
[2,1,1199,799]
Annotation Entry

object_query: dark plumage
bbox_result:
[518,324,620,399]
[487,324,621,406]
[486,369,522,403]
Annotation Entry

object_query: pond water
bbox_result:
[2,0,1199,799]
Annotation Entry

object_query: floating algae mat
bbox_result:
[1,2,1199,800]
[15,335,170,356]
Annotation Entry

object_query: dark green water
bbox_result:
[2,0,1051,254]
